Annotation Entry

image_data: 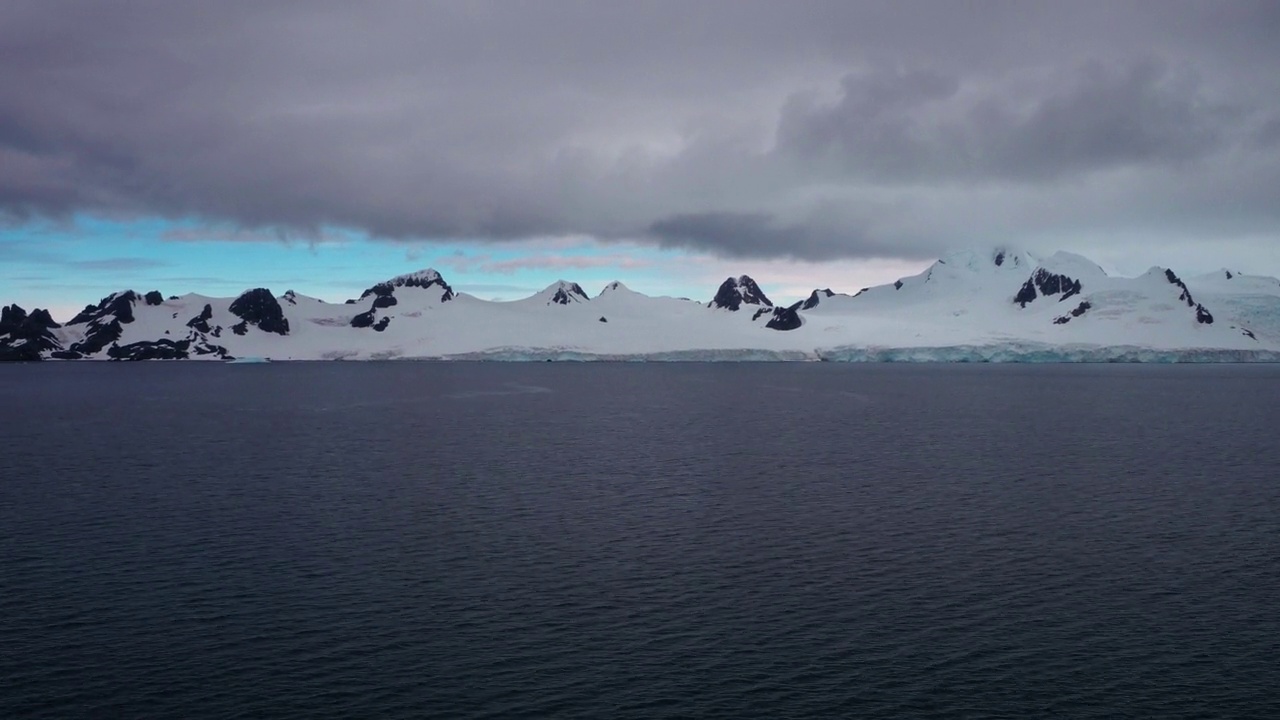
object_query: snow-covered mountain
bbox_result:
[3,248,1278,361]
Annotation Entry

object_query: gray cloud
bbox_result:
[775,59,1240,182]
[1,0,1278,262]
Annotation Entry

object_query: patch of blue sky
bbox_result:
[1,215,713,318]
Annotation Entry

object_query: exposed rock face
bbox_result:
[1015,269,1083,308]
[710,275,771,311]
[765,306,803,331]
[229,288,289,335]
[801,289,835,311]
[1160,269,1214,324]
[0,304,63,361]
[373,317,391,332]
[62,291,139,358]
[108,339,190,361]
[350,309,376,328]
[186,304,214,334]
[1163,269,1197,307]
[144,291,164,306]
[894,280,904,290]
[282,290,298,305]
[361,269,455,303]
[1053,301,1093,324]
[70,291,138,326]
[549,282,589,305]
[598,316,608,323]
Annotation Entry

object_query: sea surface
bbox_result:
[2,362,1278,719]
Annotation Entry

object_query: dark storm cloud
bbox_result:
[775,59,1236,182]
[1,0,1278,261]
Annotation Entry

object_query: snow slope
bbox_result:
[2,248,1277,361]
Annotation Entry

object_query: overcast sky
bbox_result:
[2,1,1279,313]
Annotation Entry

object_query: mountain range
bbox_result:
[3,248,1279,362]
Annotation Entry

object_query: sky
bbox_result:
[2,1,1279,320]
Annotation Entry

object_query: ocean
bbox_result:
[2,362,1277,718]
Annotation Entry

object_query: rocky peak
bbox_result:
[710,275,772,311]
[68,291,139,327]
[361,268,454,303]
[1014,268,1083,308]
[229,288,290,335]
[541,280,589,305]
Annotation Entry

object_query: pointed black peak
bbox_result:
[710,275,772,311]
[68,291,138,327]
[229,288,290,335]
[282,289,298,305]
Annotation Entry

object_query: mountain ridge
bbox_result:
[3,249,1278,362]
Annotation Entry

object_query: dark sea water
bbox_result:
[2,362,1278,719]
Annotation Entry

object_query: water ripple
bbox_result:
[1,362,1278,718]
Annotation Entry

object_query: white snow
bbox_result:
[29,250,1280,361]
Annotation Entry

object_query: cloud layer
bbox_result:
[2,1,1278,261]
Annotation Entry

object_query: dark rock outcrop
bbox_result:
[1053,301,1093,324]
[710,275,771,311]
[1015,269,1082,308]
[360,270,455,303]
[108,339,190,361]
[186,304,214,333]
[0,304,63,361]
[1163,269,1196,307]
[350,309,376,328]
[598,316,608,323]
[894,280,904,290]
[765,306,803,331]
[801,289,835,311]
[1195,304,1214,324]
[549,283,589,305]
[69,291,137,326]
[63,291,139,358]
[372,293,398,309]
[373,317,391,332]
[144,291,164,306]
[229,288,289,335]
[231,321,248,336]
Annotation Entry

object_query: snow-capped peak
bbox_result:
[599,280,632,295]
[388,268,445,286]
[709,275,772,310]
[536,280,590,305]
[360,267,454,303]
